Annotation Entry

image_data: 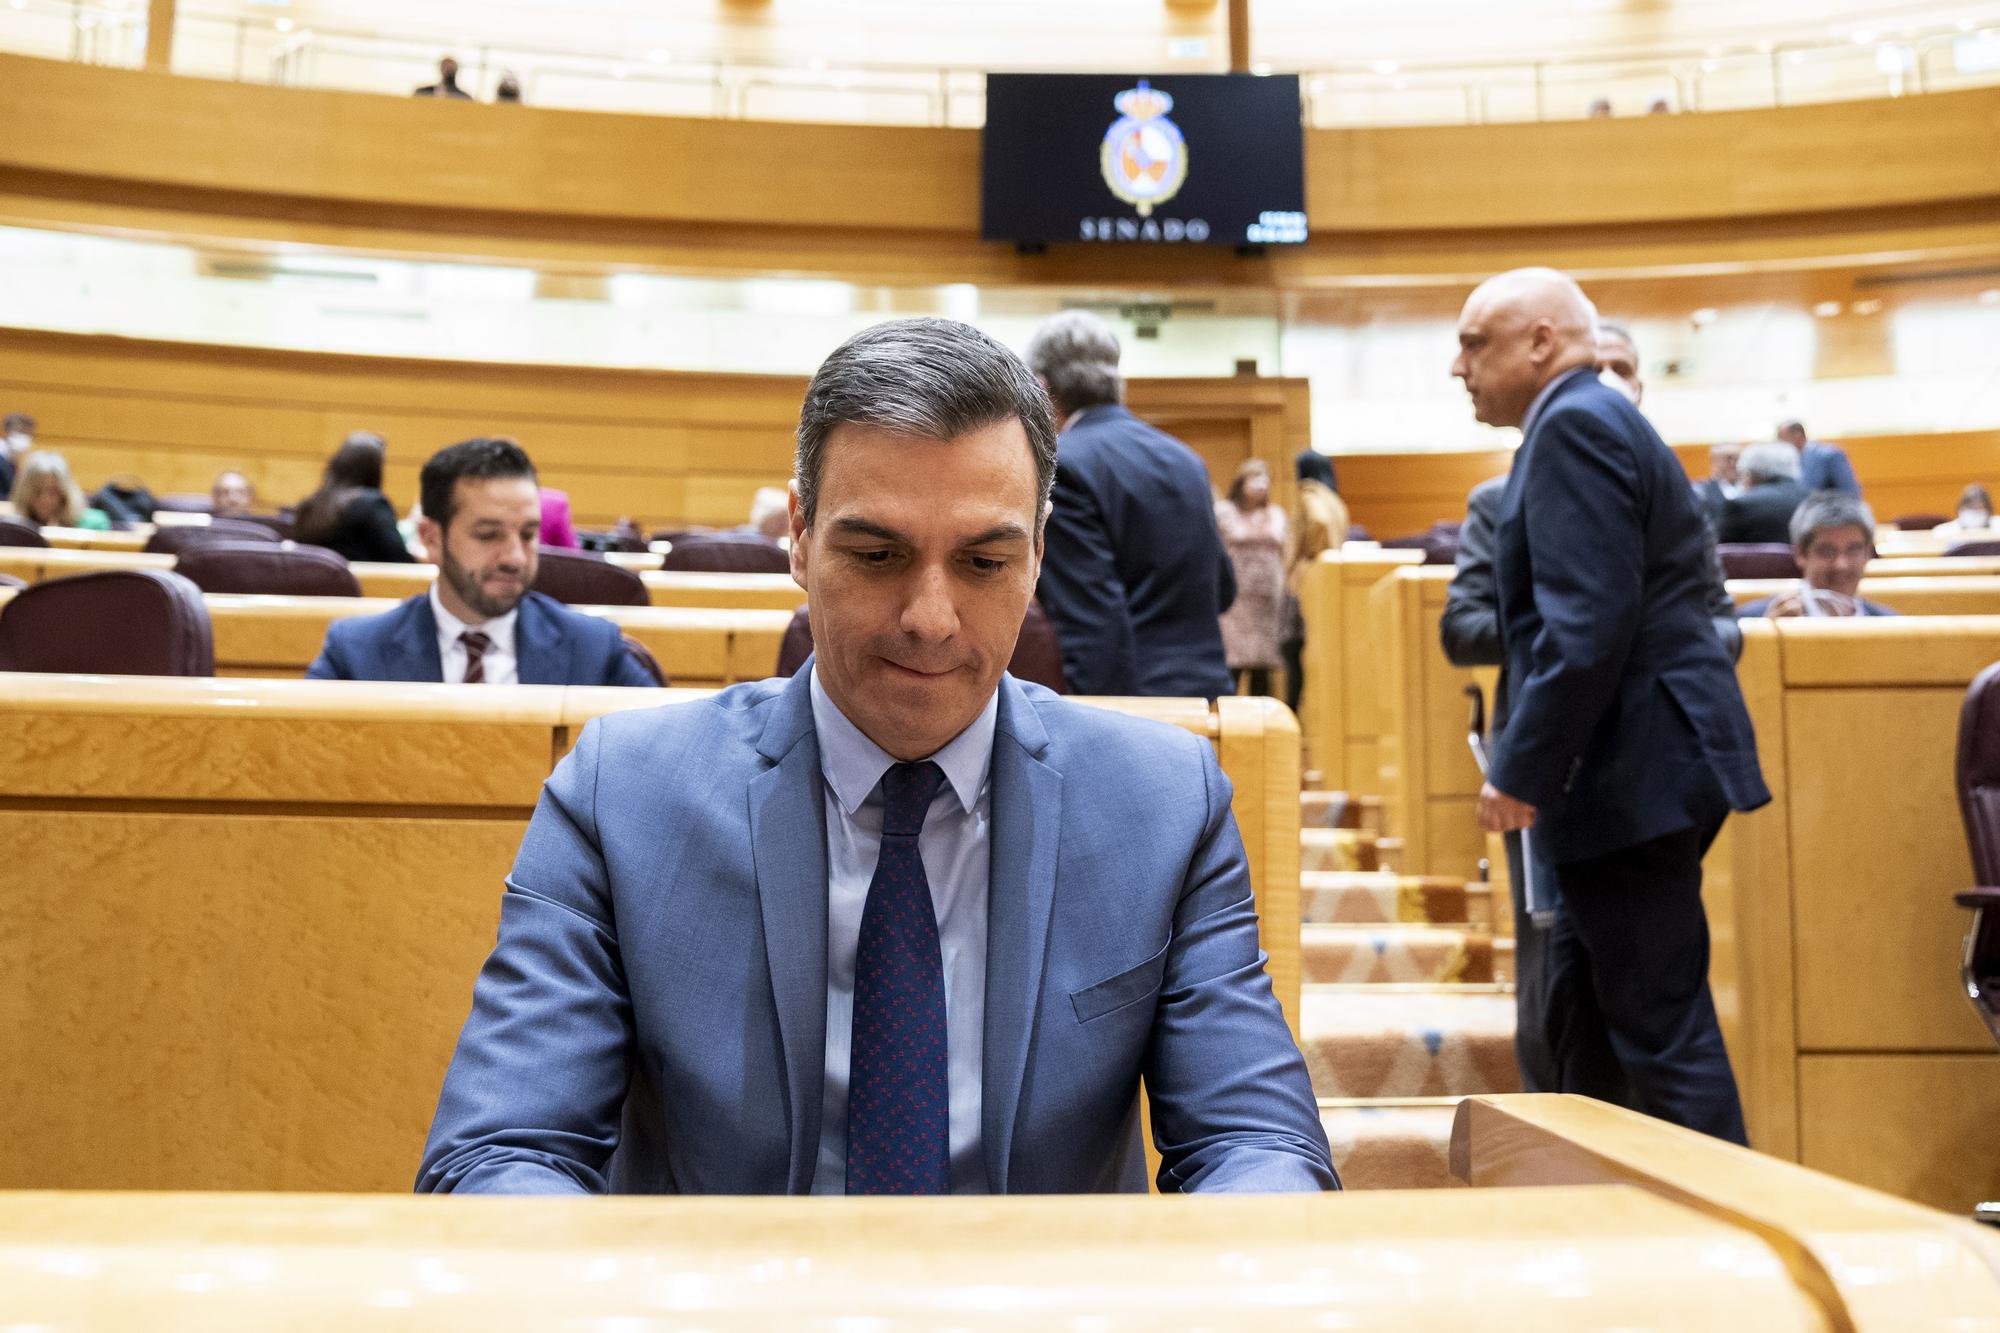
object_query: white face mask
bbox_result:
[3,432,28,454]
[1598,367,1640,405]
[1960,508,1991,528]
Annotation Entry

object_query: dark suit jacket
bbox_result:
[1717,481,1809,546]
[304,491,416,564]
[306,590,658,687]
[1489,368,1770,864]
[0,449,12,502]
[1036,403,1235,698]
[1443,473,1741,732]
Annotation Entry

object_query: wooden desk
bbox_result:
[40,525,150,551]
[1297,545,1426,793]
[0,546,174,583]
[0,677,1298,1192]
[1727,574,2000,614]
[1723,617,2000,1212]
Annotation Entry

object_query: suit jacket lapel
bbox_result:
[389,595,445,683]
[981,675,1061,1193]
[746,664,829,1194]
[514,594,559,686]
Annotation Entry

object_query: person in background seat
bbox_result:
[307,437,657,687]
[1716,442,1810,546]
[210,470,255,519]
[1739,492,1897,619]
[294,433,416,564]
[414,56,473,99]
[12,452,109,530]
[1777,419,1860,497]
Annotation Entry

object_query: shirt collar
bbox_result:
[429,584,519,656]
[1520,364,1598,440]
[808,665,997,817]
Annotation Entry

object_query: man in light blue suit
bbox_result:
[1778,419,1861,497]
[306,437,657,688]
[417,318,1335,1196]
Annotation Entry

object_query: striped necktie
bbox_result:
[845,759,950,1195]
[460,631,492,684]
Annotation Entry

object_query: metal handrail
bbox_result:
[5,0,1999,128]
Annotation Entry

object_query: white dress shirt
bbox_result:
[429,585,520,686]
[809,667,994,1195]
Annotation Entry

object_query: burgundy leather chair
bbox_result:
[175,541,362,598]
[620,634,669,686]
[1716,543,1802,580]
[661,531,791,574]
[0,569,213,676]
[1892,512,1950,531]
[774,601,1069,694]
[532,547,649,607]
[0,517,49,548]
[143,517,282,556]
[1946,540,2000,558]
[1952,663,2000,1225]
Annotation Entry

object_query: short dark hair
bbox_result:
[794,318,1057,531]
[3,413,35,434]
[421,436,537,530]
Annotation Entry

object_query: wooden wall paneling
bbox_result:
[1216,695,1303,1039]
[1721,620,1798,1161]
[1797,1054,2000,1216]
[1337,450,1512,542]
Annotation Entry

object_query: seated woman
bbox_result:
[293,432,416,563]
[1933,483,1995,535]
[12,451,111,531]
[1739,492,1897,619]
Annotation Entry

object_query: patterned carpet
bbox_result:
[1294,794,1515,1188]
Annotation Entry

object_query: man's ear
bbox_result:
[787,480,809,591]
[417,516,444,566]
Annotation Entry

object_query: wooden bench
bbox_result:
[0,589,793,687]
[1296,545,1426,794]
[0,677,1298,1193]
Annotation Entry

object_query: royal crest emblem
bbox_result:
[1099,80,1188,217]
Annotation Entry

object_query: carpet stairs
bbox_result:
[1296,794,1517,1190]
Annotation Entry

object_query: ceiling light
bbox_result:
[1851,299,1884,315]
[1691,307,1719,326]
[1982,289,2000,305]
[274,16,293,31]
[1250,62,1273,76]
[1852,30,1876,44]
[1812,301,1843,318]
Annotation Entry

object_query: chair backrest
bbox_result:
[152,493,216,515]
[1954,662,2000,1050]
[661,531,791,574]
[532,546,649,607]
[0,517,49,548]
[1892,512,1950,531]
[1946,540,2000,558]
[579,529,647,554]
[619,633,669,686]
[775,602,1068,694]
[143,517,283,556]
[0,569,213,676]
[174,541,363,598]
[1716,543,1802,580]
[232,512,296,541]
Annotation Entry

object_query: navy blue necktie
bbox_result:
[846,760,950,1195]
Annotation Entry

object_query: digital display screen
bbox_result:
[982,73,1307,248]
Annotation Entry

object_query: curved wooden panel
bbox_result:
[4,52,2000,283]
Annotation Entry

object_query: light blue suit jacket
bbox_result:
[417,665,1335,1195]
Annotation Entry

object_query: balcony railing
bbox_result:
[6,0,2000,127]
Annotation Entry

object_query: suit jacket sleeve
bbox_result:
[1487,409,1647,810]
[1439,483,1503,667]
[1037,466,1140,696]
[417,719,635,1194]
[606,633,662,688]
[1146,737,1339,1193]
[1824,447,1861,497]
[306,622,352,680]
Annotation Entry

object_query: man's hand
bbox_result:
[1478,782,1536,833]
[1763,588,1806,619]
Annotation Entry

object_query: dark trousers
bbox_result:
[1543,819,1748,1145]
[1504,832,1629,1101]
[1281,635,1305,714]
[1234,666,1273,697]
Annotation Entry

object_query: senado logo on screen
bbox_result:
[1083,81,1210,243]
[1099,81,1187,216]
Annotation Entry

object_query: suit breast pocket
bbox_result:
[1069,938,1171,1025]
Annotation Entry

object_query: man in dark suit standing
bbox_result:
[1025,311,1235,698]
[1716,442,1811,546]
[308,437,656,688]
[1453,268,1770,1145]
